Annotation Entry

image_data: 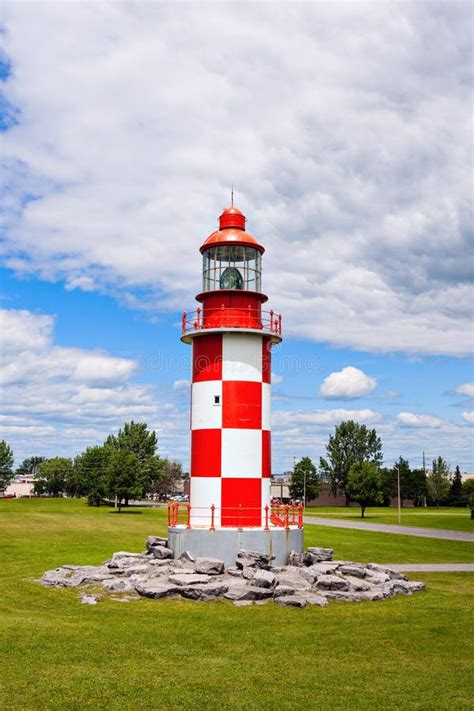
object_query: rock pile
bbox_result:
[41,541,425,607]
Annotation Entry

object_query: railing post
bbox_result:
[186,503,191,529]
[197,307,201,328]
[182,312,186,334]
[284,504,289,530]
[278,314,282,335]
[264,505,269,531]
[298,503,303,529]
[270,309,274,332]
[210,504,215,532]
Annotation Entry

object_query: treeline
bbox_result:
[289,421,474,517]
[0,422,185,511]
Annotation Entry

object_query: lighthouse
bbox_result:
[168,203,303,565]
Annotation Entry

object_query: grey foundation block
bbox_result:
[168,527,303,567]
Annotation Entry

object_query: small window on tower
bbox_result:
[214,395,220,405]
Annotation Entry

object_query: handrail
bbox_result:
[167,502,303,530]
[181,307,282,336]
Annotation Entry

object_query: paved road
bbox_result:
[303,515,474,542]
[387,563,474,572]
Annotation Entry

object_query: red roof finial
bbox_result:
[219,205,246,230]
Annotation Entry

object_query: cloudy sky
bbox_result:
[1,1,473,472]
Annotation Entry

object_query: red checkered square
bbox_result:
[262,430,271,478]
[193,334,222,382]
[191,429,221,477]
[262,337,272,384]
[222,381,262,429]
[221,478,262,527]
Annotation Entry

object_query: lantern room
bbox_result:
[200,207,265,294]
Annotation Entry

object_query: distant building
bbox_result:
[4,476,35,498]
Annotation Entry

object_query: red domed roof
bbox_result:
[200,206,265,254]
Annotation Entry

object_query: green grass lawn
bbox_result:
[305,506,474,532]
[1,499,473,710]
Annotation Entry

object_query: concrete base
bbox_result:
[168,526,303,567]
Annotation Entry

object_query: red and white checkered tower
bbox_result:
[181,204,282,529]
[174,202,302,563]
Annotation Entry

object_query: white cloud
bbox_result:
[455,383,474,398]
[0,308,186,463]
[320,366,376,400]
[0,2,472,356]
[274,408,381,428]
[461,411,474,424]
[173,379,190,391]
[271,372,284,384]
[397,412,445,428]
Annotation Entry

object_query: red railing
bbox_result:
[167,502,303,530]
[181,307,282,336]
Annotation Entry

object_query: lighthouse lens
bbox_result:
[220,266,244,290]
[203,245,261,292]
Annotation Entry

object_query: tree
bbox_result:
[142,455,165,499]
[155,459,183,500]
[289,457,321,503]
[34,458,74,497]
[427,457,450,506]
[75,446,110,506]
[15,456,46,479]
[0,440,14,492]
[106,450,142,512]
[382,458,427,507]
[105,421,157,463]
[346,461,384,518]
[410,468,428,507]
[319,421,383,504]
[462,477,474,501]
[448,465,464,506]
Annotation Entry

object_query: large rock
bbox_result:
[194,557,225,575]
[337,564,367,578]
[287,550,303,567]
[151,545,174,560]
[227,567,242,577]
[345,576,374,592]
[146,536,168,552]
[102,578,134,593]
[119,564,151,577]
[273,585,296,598]
[277,569,312,592]
[304,594,328,607]
[42,565,111,588]
[179,551,195,563]
[324,590,368,602]
[237,586,274,601]
[253,570,276,589]
[223,584,247,601]
[108,552,149,569]
[365,571,391,585]
[305,547,333,562]
[383,579,425,596]
[275,595,307,608]
[300,563,339,583]
[180,583,228,601]
[366,563,407,581]
[236,549,274,570]
[315,574,349,591]
[135,582,179,599]
[168,573,211,586]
